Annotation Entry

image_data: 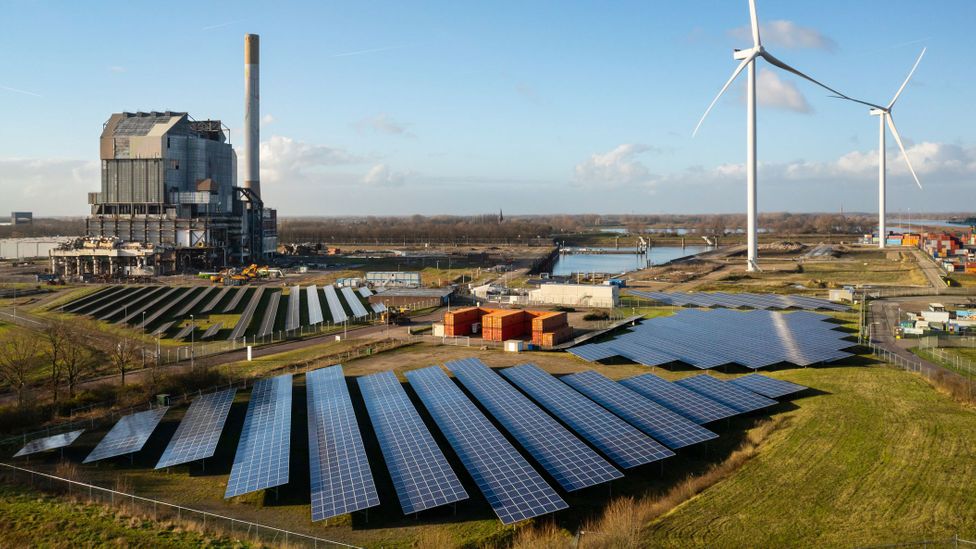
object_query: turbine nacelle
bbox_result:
[733,47,760,60]
[869,108,887,116]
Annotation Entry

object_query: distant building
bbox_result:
[365,271,422,287]
[10,212,32,225]
[528,283,619,308]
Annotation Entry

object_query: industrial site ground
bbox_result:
[1,240,975,548]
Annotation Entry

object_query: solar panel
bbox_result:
[228,288,265,341]
[628,290,849,312]
[202,286,231,313]
[341,287,369,318]
[225,374,292,498]
[358,287,373,298]
[14,430,84,458]
[306,285,324,325]
[64,286,123,313]
[176,286,216,317]
[674,374,778,413]
[256,290,281,338]
[221,287,247,313]
[406,366,567,524]
[307,365,380,521]
[97,286,165,321]
[139,287,193,328]
[323,285,348,323]
[286,286,301,331]
[371,302,387,314]
[119,287,181,325]
[173,323,194,340]
[200,322,223,340]
[151,321,174,337]
[155,389,237,469]
[561,371,717,449]
[87,286,154,319]
[446,358,621,491]
[359,371,468,514]
[619,373,739,425]
[728,373,808,399]
[83,407,168,463]
[500,364,673,469]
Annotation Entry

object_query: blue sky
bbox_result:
[1,0,973,216]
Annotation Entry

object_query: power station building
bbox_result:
[52,35,276,279]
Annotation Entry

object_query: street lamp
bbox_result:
[190,314,195,370]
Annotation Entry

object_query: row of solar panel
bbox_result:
[569,309,855,369]
[13,361,806,526]
[62,284,380,341]
[628,290,850,312]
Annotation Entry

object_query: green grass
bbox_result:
[0,483,253,548]
[644,365,976,547]
[912,347,976,380]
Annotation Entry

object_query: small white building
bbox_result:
[528,283,619,308]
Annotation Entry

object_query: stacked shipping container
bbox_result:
[442,307,573,347]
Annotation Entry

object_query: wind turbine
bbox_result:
[833,49,925,249]
[694,0,856,272]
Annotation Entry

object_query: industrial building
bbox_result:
[528,283,619,308]
[52,35,276,279]
[10,211,32,225]
[365,271,422,288]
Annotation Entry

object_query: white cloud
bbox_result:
[260,114,275,127]
[731,20,836,51]
[0,158,98,215]
[362,163,409,187]
[357,114,414,137]
[258,135,363,185]
[574,144,655,187]
[755,69,812,113]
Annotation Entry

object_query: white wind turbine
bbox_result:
[832,49,925,249]
[694,0,857,272]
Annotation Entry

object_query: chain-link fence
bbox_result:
[0,463,360,549]
[857,535,976,549]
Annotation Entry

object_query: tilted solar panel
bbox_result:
[286,286,301,332]
[406,366,567,525]
[446,358,621,491]
[728,373,808,399]
[14,430,84,458]
[341,287,370,318]
[323,285,348,323]
[619,373,739,424]
[359,370,468,514]
[225,374,292,498]
[307,285,324,325]
[306,365,380,521]
[155,389,236,469]
[83,407,168,463]
[561,371,717,449]
[674,374,777,413]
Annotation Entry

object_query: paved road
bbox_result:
[909,248,948,289]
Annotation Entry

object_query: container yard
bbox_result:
[442,307,573,348]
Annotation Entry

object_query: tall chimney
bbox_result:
[244,34,260,199]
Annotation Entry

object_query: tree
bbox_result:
[62,326,95,398]
[0,329,40,408]
[43,320,69,405]
[110,337,137,386]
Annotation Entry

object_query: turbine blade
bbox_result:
[693,52,756,137]
[886,114,923,189]
[748,0,761,47]
[761,50,886,109]
[888,47,926,109]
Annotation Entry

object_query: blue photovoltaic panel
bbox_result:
[14,430,84,458]
[83,407,168,463]
[561,371,717,449]
[500,364,673,469]
[341,287,370,318]
[286,286,301,332]
[675,374,778,413]
[323,285,348,323]
[619,373,739,425]
[224,374,292,498]
[729,373,808,399]
[359,371,468,514]
[406,366,567,525]
[155,389,237,469]
[307,365,380,521]
[307,285,324,325]
[446,358,621,491]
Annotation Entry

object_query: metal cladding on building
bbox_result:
[244,33,260,199]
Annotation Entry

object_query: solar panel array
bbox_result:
[222,287,247,313]
[561,371,717,449]
[323,285,348,323]
[406,366,568,524]
[306,366,379,521]
[155,389,237,469]
[64,286,120,313]
[371,302,388,314]
[500,364,674,469]
[341,287,370,318]
[202,286,231,313]
[729,373,808,399]
[256,290,281,338]
[176,286,215,317]
[358,371,468,514]
[286,286,301,331]
[83,407,169,463]
[14,430,84,458]
[620,373,739,424]
[569,309,853,369]
[225,374,292,498]
[306,285,324,325]
[228,288,265,341]
[120,287,181,324]
[358,287,373,298]
[675,375,778,413]
[99,287,164,320]
[200,322,223,340]
[139,287,190,328]
[446,359,622,491]
[629,290,849,312]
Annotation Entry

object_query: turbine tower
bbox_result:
[833,49,925,249]
[694,0,855,272]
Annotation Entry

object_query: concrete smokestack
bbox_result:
[244,34,260,199]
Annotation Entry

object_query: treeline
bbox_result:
[0,218,86,239]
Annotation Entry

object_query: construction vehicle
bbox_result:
[380,306,409,325]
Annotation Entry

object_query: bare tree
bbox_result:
[110,337,137,386]
[43,320,69,405]
[62,327,95,398]
[0,329,41,408]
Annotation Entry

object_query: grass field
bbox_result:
[912,347,976,380]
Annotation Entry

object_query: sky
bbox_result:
[1,0,974,217]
